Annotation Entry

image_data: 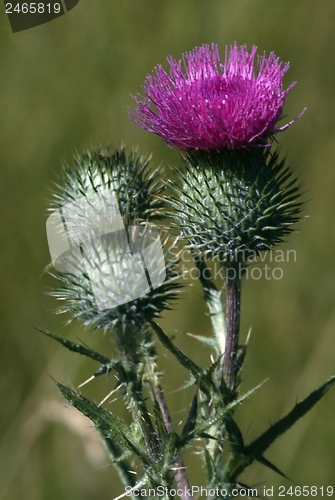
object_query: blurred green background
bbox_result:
[1,1,335,498]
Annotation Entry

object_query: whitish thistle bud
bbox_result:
[47,146,181,332]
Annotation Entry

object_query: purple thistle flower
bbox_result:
[129,43,303,151]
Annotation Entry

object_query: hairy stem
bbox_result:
[152,385,194,500]
[222,267,242,390]
[116,328,160,461]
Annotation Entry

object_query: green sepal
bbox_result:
[51,146,166,222]
[48,146,182,332]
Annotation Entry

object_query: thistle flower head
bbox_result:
[130,43,302,150]
[169,148,302,261]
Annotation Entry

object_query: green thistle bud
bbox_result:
[47,146,181,332]
[169,147,302,264]
[51,146,165,223]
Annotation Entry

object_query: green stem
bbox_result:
[195,258,226,354]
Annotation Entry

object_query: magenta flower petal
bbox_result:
[129,43,302,151]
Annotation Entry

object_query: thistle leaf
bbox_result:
[228,376,335,481]
[35,326,116,367]
[56,382,159,473]
[149,321,203,379]
[244,375,335,457]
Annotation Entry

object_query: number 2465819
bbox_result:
[5,3,62,14]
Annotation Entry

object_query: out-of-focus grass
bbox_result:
[1,1,335,498]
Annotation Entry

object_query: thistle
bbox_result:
[39,44,335,500]
[130,43,304,389]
